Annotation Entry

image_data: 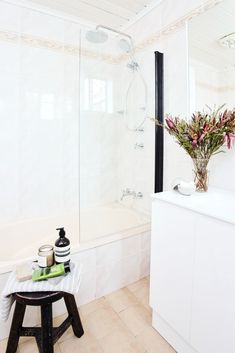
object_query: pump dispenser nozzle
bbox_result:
[56,227,65,237]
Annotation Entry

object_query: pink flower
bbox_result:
[225,133,235,149]
[203,123,209,132]
[192,139,198,148]
[198,133,205,142]
[165,117,175,129]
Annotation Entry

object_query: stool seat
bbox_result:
[6,291,84,353]
[14,291,64,306]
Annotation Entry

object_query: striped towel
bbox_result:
[0,263,82,321]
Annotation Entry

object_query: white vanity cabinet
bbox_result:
[150,189,235,353]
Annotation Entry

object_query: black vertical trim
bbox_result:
[154,51,164,193]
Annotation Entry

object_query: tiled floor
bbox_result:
[0,277,176,353]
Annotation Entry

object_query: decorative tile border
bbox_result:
[0,29,120,64]
[0,0,223,64]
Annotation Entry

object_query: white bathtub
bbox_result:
[80,203,149,242]
[0,203,151,340]
[0,203,150,274]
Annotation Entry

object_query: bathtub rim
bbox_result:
[0,222,151,275]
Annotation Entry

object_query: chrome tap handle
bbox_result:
[136,192,143,198]
[134,143,144,149]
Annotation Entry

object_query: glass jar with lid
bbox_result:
[38,245,54,268]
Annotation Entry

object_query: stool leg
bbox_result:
[64,293,84,338]
[41,304,54,353]
[6,301,26,353]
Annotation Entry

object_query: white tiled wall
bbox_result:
[189,59,235,111]
[79,54,120,209]
[0,1,80,234]
[0,230,150,340]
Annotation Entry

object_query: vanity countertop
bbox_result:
[152,187,235,225]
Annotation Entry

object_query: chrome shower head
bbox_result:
[85,30,108,44]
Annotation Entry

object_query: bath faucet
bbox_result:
[136,192,143,199]
[120,189,143,201]
[134,142,144,149]
[121,188,135,200]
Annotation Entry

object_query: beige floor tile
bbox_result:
[100,337,147,353]
[79,297,107,317]
[59,333,103,353]
[127,278,148,294]
[19,338,61,353]
[124,340,147,353]
[119,304,152,336]
[0,338,21,353]
[132,282,150,307]
[127,278,151,312]
[19,337,33,345]
[0,338,9,353]
[135,327,176,353]
[84,306,121,340]
[0,279,177,353]
[99,322,134,353]
[105,288,138,313]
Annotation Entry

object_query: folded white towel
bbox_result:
[0,263,82,321]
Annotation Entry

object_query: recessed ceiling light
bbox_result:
[219,32,235,49]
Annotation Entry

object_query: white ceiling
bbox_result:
[189,0,235,69]
[28,0,162,29]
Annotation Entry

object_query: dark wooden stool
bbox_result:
[6,291,84,353]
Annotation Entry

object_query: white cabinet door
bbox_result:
[191,216,235,353]
[150,200,196,340]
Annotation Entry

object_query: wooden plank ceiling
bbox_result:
[29,0,159,29]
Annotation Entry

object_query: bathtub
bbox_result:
[0,202,151,340]
[0,202,149,274]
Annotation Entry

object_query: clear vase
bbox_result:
[192,158,209,192]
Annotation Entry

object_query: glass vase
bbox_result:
[192,158,209,192]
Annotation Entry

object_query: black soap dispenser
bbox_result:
[55,227,70,271]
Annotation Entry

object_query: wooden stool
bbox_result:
[6,291,84,353]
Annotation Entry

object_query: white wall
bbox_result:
[0,2,80,237]
[79,55,120,209]
[189,59,235,111]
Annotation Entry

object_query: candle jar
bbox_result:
[38,245,54,268]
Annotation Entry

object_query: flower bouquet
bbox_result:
[160,106,235,192]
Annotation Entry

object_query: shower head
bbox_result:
[85,29,108,44]
[118,38,132,53]
[95,25,134,53]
